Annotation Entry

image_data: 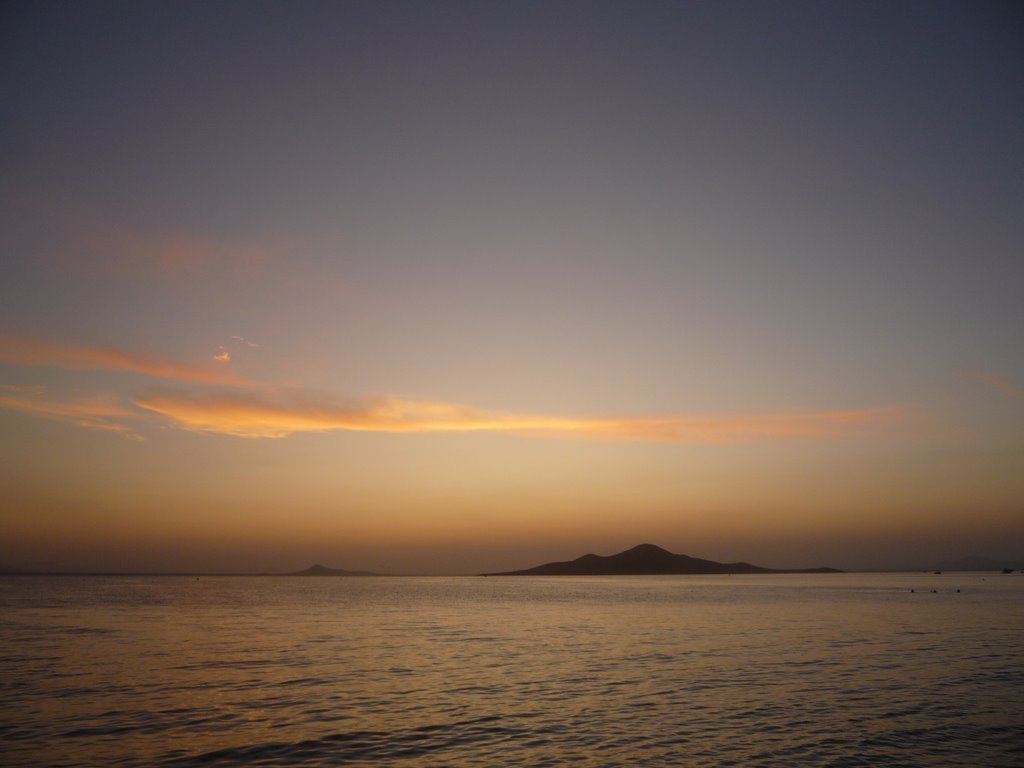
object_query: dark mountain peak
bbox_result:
[483,544,842,576]
[623,543,671,556]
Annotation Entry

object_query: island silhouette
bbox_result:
[934,555,1024,572]
[483,543,842,576]
[286,564,377,576]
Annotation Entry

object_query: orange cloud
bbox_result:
[966,371,1024,400]
[134,389,911,442]
[557,406,911,443]
[0,334,244,385]
[93,230,274,276]
[0,387,142,439]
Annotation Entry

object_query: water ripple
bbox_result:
[2,574,1022,767]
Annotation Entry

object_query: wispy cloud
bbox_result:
[213,334,261,363]
[134,389,911,442]
[0,334,244,385]
[0,387,142,439]
[92,230,275,276]
[966,371,1024,400]
[0,331,914,444]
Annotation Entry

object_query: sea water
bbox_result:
[1,573,1021,767]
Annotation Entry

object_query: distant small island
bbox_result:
[934,555,1024,572]
[483,544,842,576]
[286,564,377,576]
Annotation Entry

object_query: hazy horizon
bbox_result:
[2,2,1022,576]
[4,538,1022,577]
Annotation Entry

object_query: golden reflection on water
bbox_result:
[1,574,1022,767]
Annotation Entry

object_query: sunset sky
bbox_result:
[2,1,1022,573]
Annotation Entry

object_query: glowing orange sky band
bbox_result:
[134,390,910,442]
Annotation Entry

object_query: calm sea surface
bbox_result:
[1,573,1021,767]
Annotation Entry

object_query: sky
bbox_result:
[1,0,1022,574]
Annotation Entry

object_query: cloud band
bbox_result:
[0,334,242,385]
[134,389,909,442]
